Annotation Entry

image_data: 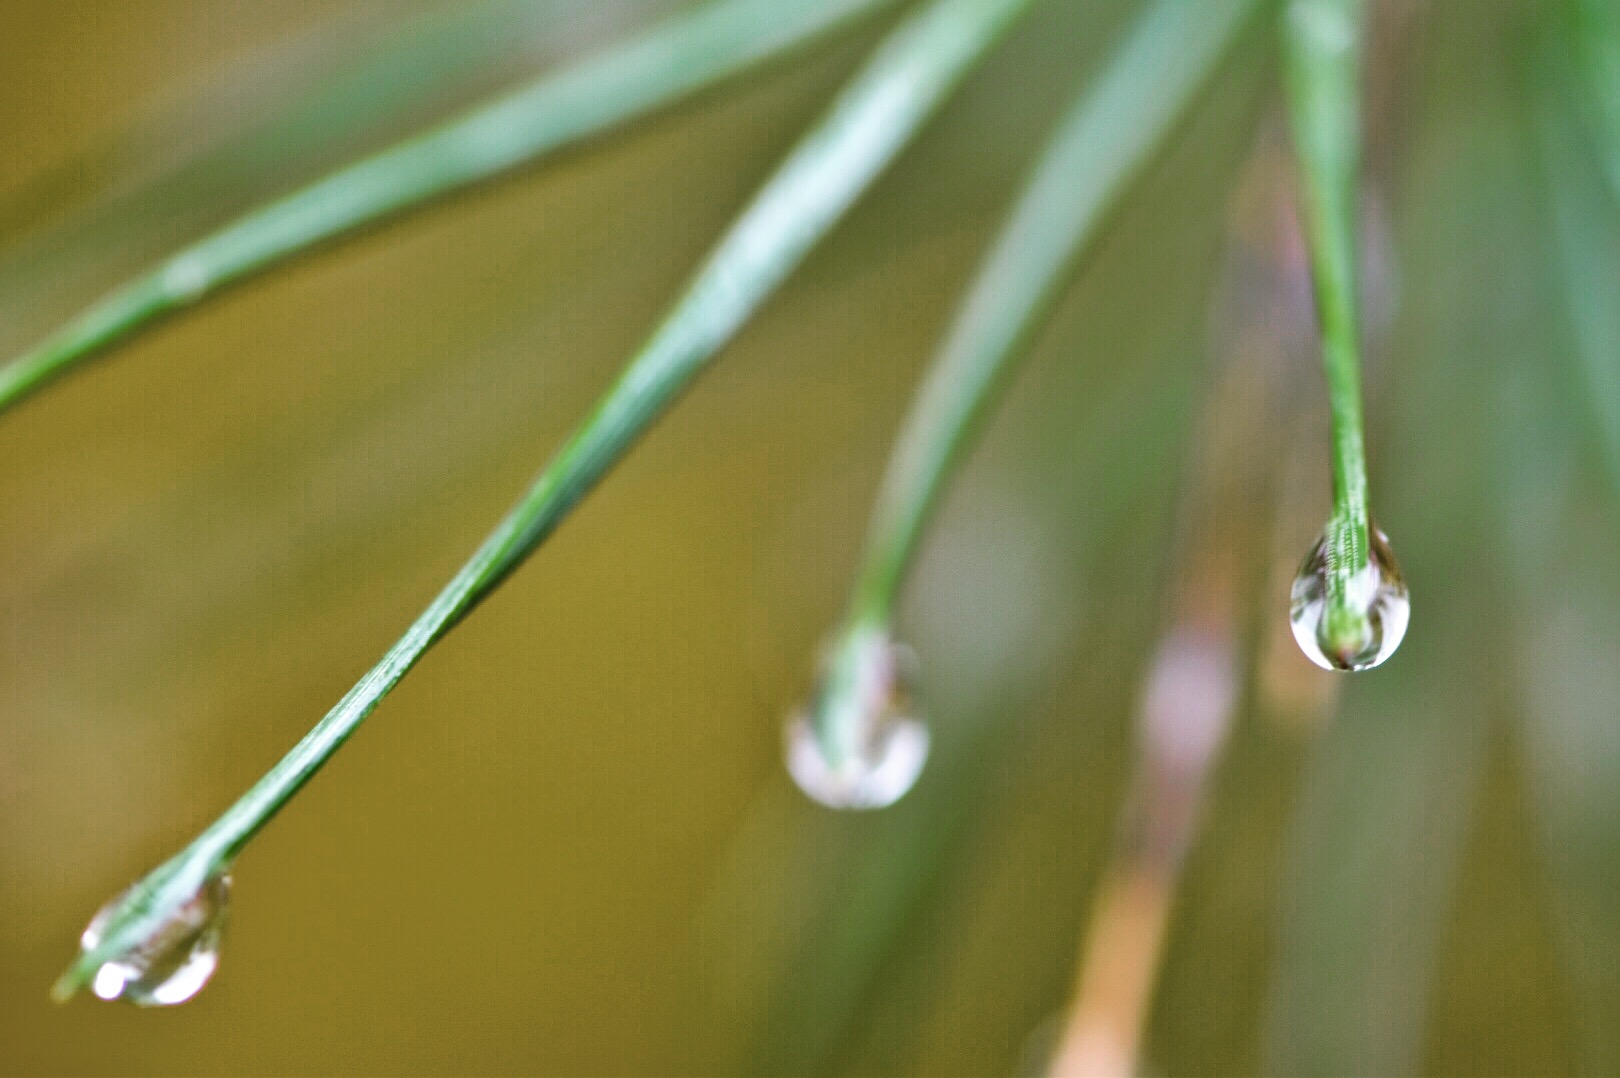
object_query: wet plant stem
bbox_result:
[0,0,894,417]
[842,0,1262,636]
[1281,0,1370,640]
[52,0,1031,1002]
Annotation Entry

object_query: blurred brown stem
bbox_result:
[1047,624,1238,1078]
[1047,129,1313,1077]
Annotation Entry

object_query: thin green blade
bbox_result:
[0,0,893,417]
[52,0,1029,1004]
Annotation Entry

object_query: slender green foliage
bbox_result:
[0,3,621,300]
[1570,0,1620,200]
[805,0,1264,772]
[1280,0,1374,649]
[1557,6,1620,493]
[851,0,1263,629]
[0,0,893,417]
[52,0,1032,1002]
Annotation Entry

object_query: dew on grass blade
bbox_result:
[784,626,929,809]
[786,711,930,810]
[1289,524,1409,671]
[78,874,230,1006]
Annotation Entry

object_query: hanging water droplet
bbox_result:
[1289,524,1409,671]
[784,627,929,810]
[785,710,929,810]
[79,874,230,1006]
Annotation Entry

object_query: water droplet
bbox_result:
[784,628,929,810]
[785,711,929,810]
[1289,524,1409,671]
[80,874,230,1006]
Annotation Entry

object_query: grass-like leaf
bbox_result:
[1265,7,1531,1063]
[51,0,1032,1003]
[851,0,1265,627]
[717,20,1271,1069]
[1570,0,1620,202]
[0,0,893,417]
[1279,0,1390,665]
[795,0,1266,785]
[0,3,619,315]
[1281,0,1366,553]
[1544,14,1620,496]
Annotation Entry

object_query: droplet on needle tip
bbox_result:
[68,873,231,1007]
[785,627,929,810]
[1289,524,1409,671]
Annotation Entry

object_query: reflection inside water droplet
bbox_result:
[1289,524,1409,671]
[81,874,230,1006]
[784,628,929,810]
[785,710,929,810]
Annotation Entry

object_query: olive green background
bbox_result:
[0,2,1611,1075]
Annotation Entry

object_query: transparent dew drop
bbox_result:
[1289,525,1410,671]
[80,874,230,1006]
[785,710,929,811]
[784,630,929,810]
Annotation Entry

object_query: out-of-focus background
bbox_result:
[1,1,1616,1074]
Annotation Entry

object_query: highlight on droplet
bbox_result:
[72,873,231,1007]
